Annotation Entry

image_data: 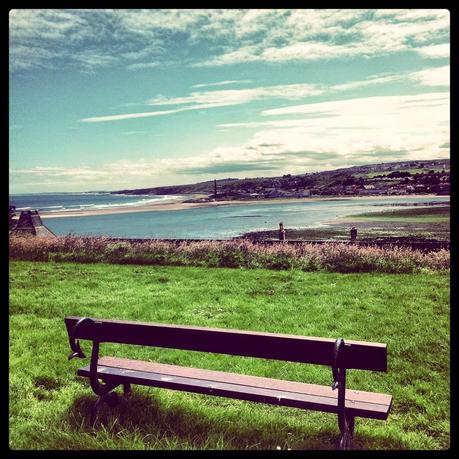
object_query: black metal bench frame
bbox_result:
[65,316,392,450]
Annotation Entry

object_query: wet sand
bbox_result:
[40,194,446,219]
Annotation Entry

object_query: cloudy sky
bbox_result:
[9,9,450,193]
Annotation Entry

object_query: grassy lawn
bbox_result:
[9,261,450,450]
[354,167,449,178]
[351,206,450,223]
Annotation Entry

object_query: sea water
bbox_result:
[9,192,182,213]
[9,193,450,240]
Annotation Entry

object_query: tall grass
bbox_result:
[9,235,449,273]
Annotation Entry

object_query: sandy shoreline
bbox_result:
[39,194,448,219]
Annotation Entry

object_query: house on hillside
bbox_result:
[359,185,375,195]
[295,189,311,197]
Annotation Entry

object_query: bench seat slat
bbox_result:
[77,357,392,420]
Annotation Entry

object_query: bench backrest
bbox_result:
[65,316,387,372]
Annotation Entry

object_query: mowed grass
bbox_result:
[9,261,450,450]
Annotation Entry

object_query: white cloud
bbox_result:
[408,65,449,86]
[11,161,172,184]
[257,92,449,156]
[10,9,451,192]
[330,74,402,92]
[191,45,260,67]
[261,91,448,116]
[148,83,324,106]
[121,130,152,135]
[373,9,448,21]
[79,64,450,123]
[261,42,355,62]
[201,92,449,176]
[9,44,59,71]
[62,91,452,183]
[126,62,163,71]
[193,9,450,67]
[329,66,450,92]
[80,83,325,122]
[416,43,450,59]
[73,49,118,70]
[80,108,183,123]
[80,100,263,123]
[12,85,450,189]
[9,9,450,72]
[191,80,253,89]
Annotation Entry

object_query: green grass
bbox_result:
[351,206,450,223]
[9,261,450,450]
[354,167,449,178]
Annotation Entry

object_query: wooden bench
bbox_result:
[65,316,392,449]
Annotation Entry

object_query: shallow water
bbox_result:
[10,194,449,239]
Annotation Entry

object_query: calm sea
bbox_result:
[9,193,450,240]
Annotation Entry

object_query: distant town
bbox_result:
[113,159,450,201]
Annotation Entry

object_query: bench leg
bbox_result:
[90,396,103,426]
[123,383,132,397]
[338,415,355,450]
[89,382,120,426]
[347,416,355,438]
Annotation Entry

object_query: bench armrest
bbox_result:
[68,317,93,360]
[67,317,112,397]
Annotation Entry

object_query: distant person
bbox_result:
[350,227,357,242]
[279,222,286,242]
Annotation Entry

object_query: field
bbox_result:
[353,167,449,178]
[350,205,450,223]
[9,260,450,450]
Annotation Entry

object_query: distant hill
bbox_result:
[111,158,450,198]
[114,177,241,196]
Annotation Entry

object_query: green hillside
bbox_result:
[112,159,450,198]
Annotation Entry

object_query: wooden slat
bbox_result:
[65,316,387,371]
[77,357,392,420]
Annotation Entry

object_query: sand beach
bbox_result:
[39,194,444,219]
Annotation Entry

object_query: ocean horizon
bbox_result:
[9,192,183,214]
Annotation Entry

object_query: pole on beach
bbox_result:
[279,222,286,242]
[350,227,357,243]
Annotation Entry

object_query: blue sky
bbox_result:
[9,9,450,193]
